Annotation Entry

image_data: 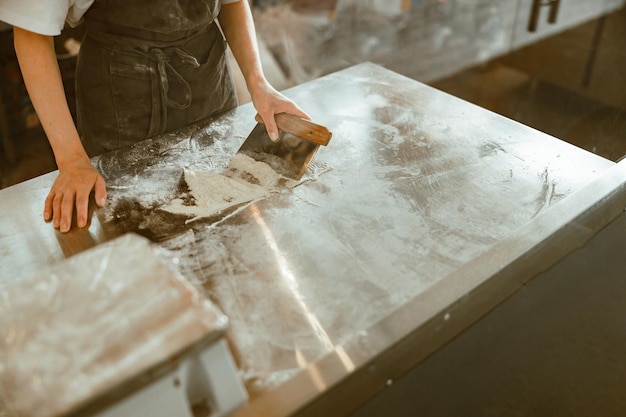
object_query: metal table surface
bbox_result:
[1,63,624,416]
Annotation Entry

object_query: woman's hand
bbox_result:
[249,80,310,141]
[218,1,310,140]
[45,158,107,233]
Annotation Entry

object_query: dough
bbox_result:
[162,169,269,220]
[226,153,286,188]
[161,154,303,222]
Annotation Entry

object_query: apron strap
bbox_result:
[144,47,200,110]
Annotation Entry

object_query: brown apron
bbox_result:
[75,0,238,156]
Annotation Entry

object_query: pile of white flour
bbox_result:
[162,154,296,221]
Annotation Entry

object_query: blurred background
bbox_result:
[1,0,624,188]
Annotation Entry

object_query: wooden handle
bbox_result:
[255,113,332,146]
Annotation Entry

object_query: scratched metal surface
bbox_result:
[0,63,615,409]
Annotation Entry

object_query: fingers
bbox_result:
[94,175,107,207]
[272,98,311,121]
[259,102,312,143]
[75,188,90,229]
[49,188,95,232]
[48,189,82,233]
[48,189,76,233]
[285,104,310,121]
[251,82,313,142]
[261,111,280,142]
[50,190,65,231]
[44,193,54,222]
[59,190,76,233]
[44,167,108,233]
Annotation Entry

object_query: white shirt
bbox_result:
[0,0,240,36]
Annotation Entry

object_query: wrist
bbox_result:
[246,74,271,97]
[53,144,91,170]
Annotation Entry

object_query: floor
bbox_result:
[433,64,626,161]
[431,4,626,162]
[1,6,625,189]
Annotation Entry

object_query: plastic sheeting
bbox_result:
[0,234,228,417]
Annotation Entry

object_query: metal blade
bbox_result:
[236,123,320,180]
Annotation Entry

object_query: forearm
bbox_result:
[218,1,268,95]
[217,2,309,138]
[13,27,89,168]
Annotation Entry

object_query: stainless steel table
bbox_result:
[2,63,625,417]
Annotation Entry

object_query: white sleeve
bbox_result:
[66,0,95,28]
[0,0,94,36]
[221,0,241,4]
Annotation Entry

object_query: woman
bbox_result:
[1,0,308,233]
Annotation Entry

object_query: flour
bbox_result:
[225,153,286,188]
[162,153,304,222]
[162,170,269,221]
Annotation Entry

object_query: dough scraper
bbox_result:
[236,113,332,180]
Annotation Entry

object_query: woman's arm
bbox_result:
[13,27,106,233]
[218,1,309,140]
